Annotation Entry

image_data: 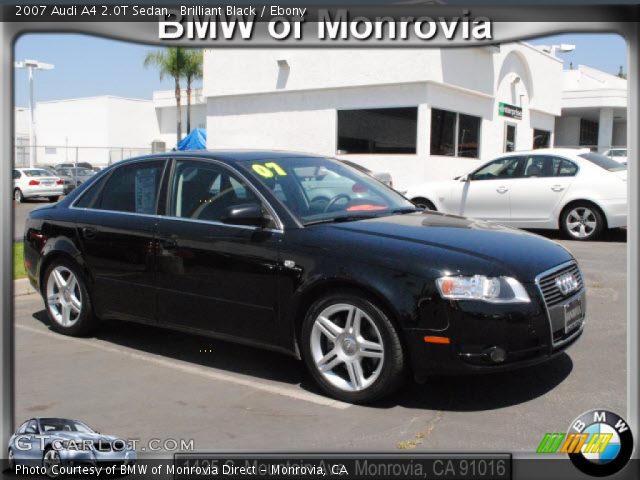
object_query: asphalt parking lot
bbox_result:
[13,204,627,455]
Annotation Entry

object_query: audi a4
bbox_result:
[24,151,586,403]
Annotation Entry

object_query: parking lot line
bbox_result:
[15,323,351,410]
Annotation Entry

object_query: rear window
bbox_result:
[578,152,627,172]
[23,169,51,177]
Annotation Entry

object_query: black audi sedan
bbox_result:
[23,151,586,403]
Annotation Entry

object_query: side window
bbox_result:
[557,159,578,177]
[522,156,556,178]
[95,161,165,214]
[13,170,20,180]
[471,157,522,181]
[25,420,38,434]
[17,421,28,434]
[169,160,261,223]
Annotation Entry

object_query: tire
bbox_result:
[43,258,97,336]
[8,448,15,470]
[14,188,24,203]
[48,196,60,202]
[560,203,605,241]
[301,292,405,403]
[411,197,436,211]
[43,448,61,478]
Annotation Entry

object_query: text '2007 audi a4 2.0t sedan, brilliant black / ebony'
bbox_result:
[23,151,586,403]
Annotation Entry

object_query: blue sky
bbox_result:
[14,33,627,107]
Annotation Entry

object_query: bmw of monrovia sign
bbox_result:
[499,102,523,120]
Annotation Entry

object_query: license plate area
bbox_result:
[564,298,583,333]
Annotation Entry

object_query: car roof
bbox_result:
[118,149,326,166]
[498,148,592,157]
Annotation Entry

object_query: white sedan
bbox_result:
[404,148,627,241]
[13,168,64,203]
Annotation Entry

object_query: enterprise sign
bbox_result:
[499,102,523,120]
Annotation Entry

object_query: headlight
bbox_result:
[61,440,93,451]
[436,275,530,303]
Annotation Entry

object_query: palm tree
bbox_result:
[183,50,204,134]
[144,48,187,145]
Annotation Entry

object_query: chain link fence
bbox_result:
[14,144,154,169]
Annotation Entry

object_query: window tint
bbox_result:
[557,159,578,176]
[25,420,38,434]
[23,169,51,177]
[169,160,264,224]
[337,108,417,154]
[95,161,165,214]
[75,175,106,208]
[579,152,626,172]
[523,156,556,177]
[431,108,481,158]
[17,421,28,434]
[13,170,20,179]
[472,157,521,181]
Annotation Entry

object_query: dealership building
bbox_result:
[201,43,627,189]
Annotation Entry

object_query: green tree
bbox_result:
[144,47,187,145]
[183,50,204,134]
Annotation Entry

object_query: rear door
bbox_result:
[509,155,577,226]
[75,159,167,323]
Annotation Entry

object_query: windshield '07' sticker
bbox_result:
[252,162,287,178]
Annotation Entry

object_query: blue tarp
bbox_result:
[176,128,207,151]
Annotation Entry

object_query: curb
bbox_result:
[14,278,36,296]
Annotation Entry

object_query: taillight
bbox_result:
[56,179,63,185]
[28,180,40,186]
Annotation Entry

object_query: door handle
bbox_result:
[496,186,509,194]
[81,227,97,239]
[551,185,565,192]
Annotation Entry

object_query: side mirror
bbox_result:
[222,203,268,228]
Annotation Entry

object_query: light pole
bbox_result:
[14,59,54,168]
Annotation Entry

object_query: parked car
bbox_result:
[13,168,64,203]
[40,168,76,195]
[55,162,93,171]
[25,151,586,403]
[404,148,627,241]
[55,167,95,185]
[7,417,136,471]
[340,159,394,187]
[603,148,628,165]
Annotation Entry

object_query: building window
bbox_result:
[533,129,551,149]
[579,119,599,147]
[430,108,481,158]
[337,107,417,154]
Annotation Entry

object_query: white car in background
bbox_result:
[404,148,627,241]
[603,148,628,165]
[13,168,64,203]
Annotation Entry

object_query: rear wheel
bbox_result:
[44,259,97,336]
[8,448,15,470]
[560,203,604,241]
[301,293,405,403]
[411,197,436,211]
[48,196,59,202]
[14,188,24,203]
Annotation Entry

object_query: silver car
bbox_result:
[13,168,64,203]
[7,417,136,472]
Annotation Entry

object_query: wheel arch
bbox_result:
[410,196,438,211]
[558,199,608,230]
[38,242,89,296]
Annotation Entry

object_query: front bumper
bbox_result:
[407,283,586,381]
[59,448,137,466]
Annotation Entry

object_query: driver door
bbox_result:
[456,156,524,221]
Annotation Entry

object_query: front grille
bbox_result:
[538,262,584,307]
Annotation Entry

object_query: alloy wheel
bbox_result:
[43,449,61,478]
[8,449,15,469]
[46,266,82,327]
[310,303,385,392]
[566,207,598,239]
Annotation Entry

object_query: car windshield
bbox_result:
[239,157,415,225]
[23,169,52,177]
[579,152,627,172]
[39,418,95,433]
[608,149,626,157]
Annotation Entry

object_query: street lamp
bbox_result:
[14,59,54,168]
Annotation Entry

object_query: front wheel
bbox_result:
[43,259,97,336]
[8,448,15,470]
[43,448,61,478]
[560,203,604,241]
[301,293,405,403]
[411,197,436,211]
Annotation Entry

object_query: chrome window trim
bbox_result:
[69,156,285,233]
[534,260,586,348]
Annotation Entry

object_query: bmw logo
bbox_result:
[567,409,634,477]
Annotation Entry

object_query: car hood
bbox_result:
[46,431,121,443]
[329,211,574,281]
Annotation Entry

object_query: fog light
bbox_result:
[487,346,507,363]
